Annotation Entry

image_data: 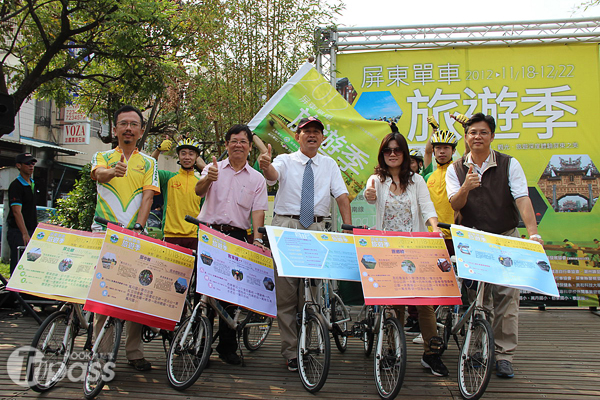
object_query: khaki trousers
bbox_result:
[482,227,520,362]
[94,314,144,361]
[272,214,325,360]
[394,305,438,354]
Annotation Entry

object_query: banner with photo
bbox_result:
[337,43,599,306]
[84,224,194,331]
[248,62,391,199]
[265,225,361,281]
[195,225,276,318]
[451,225,559,297]
[353,229,461,306]
[7,223,104,303]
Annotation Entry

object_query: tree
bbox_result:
[0,0,224,121]
[51,163,97,231]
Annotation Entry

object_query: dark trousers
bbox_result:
[211,226,247,355]
[7,228,34,275]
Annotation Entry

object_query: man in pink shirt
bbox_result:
[195,124,268,365]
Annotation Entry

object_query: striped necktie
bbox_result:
[299,159,314,228]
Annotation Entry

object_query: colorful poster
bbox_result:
[451,225,559,297]
[7,223,104,303]
[265,225,361,281]
[338,44,600,305]
[249,62,391,199]
[353,229,461,306]
[195,225,276,318]
[84,224,194,331]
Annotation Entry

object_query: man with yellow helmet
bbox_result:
[152,137,206,249]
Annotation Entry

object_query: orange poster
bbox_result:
[353,229,461,306]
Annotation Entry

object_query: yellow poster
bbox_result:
[84,224,194,330]
[7,223,104,303]
[353,229,460,305]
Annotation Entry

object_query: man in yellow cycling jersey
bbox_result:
[91,105,160,372]
[152,138,206,249]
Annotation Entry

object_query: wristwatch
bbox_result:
[253,238,264,245]
[529,234,542,240]
[133,223,144,231]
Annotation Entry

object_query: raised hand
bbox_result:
[258,143,272,171]
[462,164,480,192]
[364,179,377,202]
[452,113,469,126]
[206,156,219,181]
[157,138,173,152]
[114,154,127,177]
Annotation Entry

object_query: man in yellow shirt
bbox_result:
[152,138,205,249]
[91,105,159,371]
[424,129,459,251]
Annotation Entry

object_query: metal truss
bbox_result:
[316,17,600,76]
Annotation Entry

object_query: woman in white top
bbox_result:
[363,131,449,377]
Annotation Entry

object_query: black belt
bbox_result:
[205,223,247,235]
[278,214,325,223]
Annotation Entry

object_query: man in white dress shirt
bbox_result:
[259,116,352,371]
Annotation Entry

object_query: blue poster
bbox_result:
[265,226,361,281]
[451,226,559,297]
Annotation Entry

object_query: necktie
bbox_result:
[299,159,314,228]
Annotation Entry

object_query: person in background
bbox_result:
[7,153,38,275]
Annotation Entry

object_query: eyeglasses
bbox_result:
[382,147,402,156]
[116,121,141,128]
[229,140,249,146]
[467,131,491,137]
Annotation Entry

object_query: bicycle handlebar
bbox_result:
[184,215,202,226]
[438,222,451,230]
[257,227,267,234]
[94,216,123,227]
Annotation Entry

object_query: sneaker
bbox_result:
[218,352,241,365]
[404,316,418,330]
[287,358,298,372]
[421,353,449,377]
[406,321,421,336]
[496,360,514,378]
[128,358,152,371]
[412,333,424,344]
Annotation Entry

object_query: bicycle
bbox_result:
[434,222,494,400]
[166,216,273,391]
[26,302,94,392]
[258,226,343,393]
[341,224,408,400]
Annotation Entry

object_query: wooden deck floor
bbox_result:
[1,307,599,400]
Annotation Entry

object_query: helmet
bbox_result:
[176,138,200,154]
[431,130,458,148]
[409,148,423,161]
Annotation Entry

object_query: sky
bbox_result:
[336,0,599,27]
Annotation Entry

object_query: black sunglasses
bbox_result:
[381,147,402,156]
[24,161,37,166]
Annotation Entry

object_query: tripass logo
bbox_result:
[7,346,115,387]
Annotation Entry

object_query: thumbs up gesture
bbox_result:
[463,164,480,191]
[364,179,377,203]
[259,144,272,171]
[207,156,219,182]
[114,154,127,177]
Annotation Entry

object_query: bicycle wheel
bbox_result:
[167,315,212,390]
[242,313,273,351]
[374,317,407,400]
[83,317,123,399]
[27,309,75,392]
[358,305,375,356]
[330,293,348,353]
[457,317,494,400]
[297,313,331,393]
